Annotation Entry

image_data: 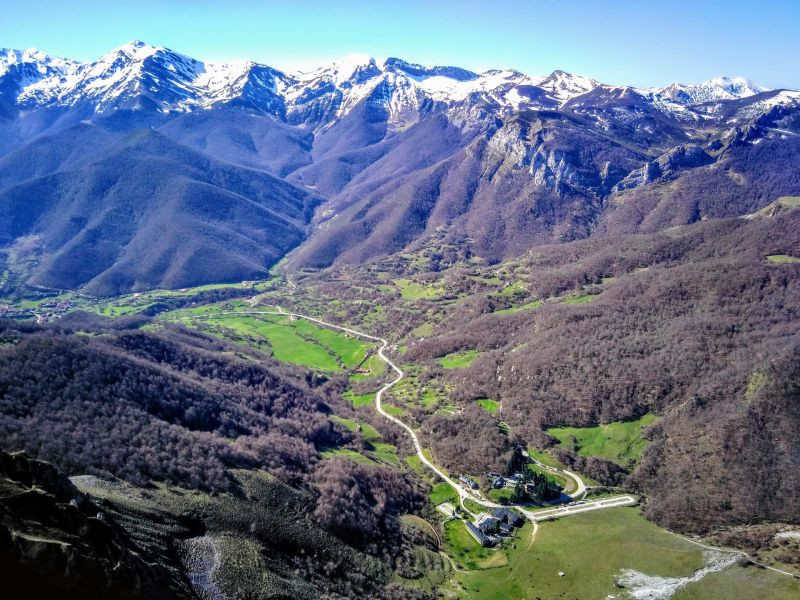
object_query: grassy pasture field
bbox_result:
[493,299,544,315]
[439,507,799,600]
[526,448,561,468]
[395,278,445,300]
[168,311,371,373]
[475,398,500,413]
[766,254,800,264]
[429,482,459,506]
[527,462,575,494]
[547,413,658,466]
[439,349,479,369]
[327,416,400,467]
[344,390,376,408]
[561,293,596,305]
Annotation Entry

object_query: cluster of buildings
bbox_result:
[465,507,524,547]
[488,471,525,489]
[458,474,479,490]
[33,299,73,323]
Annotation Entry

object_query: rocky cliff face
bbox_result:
[0,451,193,599]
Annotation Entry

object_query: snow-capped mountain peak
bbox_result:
[0,47,77,77]
[294,53,380,86]
[108,39,160,61]
[1,41,792,137]
[537,69,599,103]
[707,76,766,96]
[657,76,768,104]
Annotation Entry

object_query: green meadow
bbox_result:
[547,413,658,466]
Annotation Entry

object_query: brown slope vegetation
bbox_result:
[0,315,425,547]
[0,317,431,598]
[405,211,800,532]
[288,111,644,269]
[0,126,321,295]
[0,316,345,490]
[599,137,800,235]
[0,449,430,600]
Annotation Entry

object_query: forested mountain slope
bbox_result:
[0,42,798,292]
[268,208,800,534]
[0,314,431,599]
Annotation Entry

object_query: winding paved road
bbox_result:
[180,306,799,579]
[204,309,637,523]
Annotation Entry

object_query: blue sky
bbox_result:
[2,0,798,88]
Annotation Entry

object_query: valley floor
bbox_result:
[2,248,799,599]
[163,297,800,599]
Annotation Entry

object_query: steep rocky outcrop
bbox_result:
[0,451,193,599]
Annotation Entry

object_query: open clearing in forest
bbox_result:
[439,349,479,369]
[394,278,446,300]
[547,413,658,466]
[475,399,500,413]
[766,254,800,264]
[172,312,370,372]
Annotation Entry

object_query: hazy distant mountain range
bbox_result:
[1,41,798,294]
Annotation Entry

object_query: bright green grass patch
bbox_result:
[446,507,706,600]
[331,416,358,431]
[405,455,425,477]
[472,275,503,285]
[429,482,458,506]
[492,282,527,298]
[290,319,370,367]
[382,404,406,417]
[561,293,596,305]
[419,388,444,408]
[547,413,657,466]
[439,349,479,369]
[348,354,386,381]
[411,322,434,338]
[777,196,800,208]
[494,299,544,315]
[344,391,376,408]
[205,315,341,371]
[527,463,574,493]
[487,487,515,503]
[462,498,484,515]
[421,449,440,473]
[475,399,500,414]
[674,559,800,600]
[766,254,800,264]
[526,447,561,468]
[100,303,154,317]
[443,520,509,571]
[320,448,374,465]
[368,442,400,466]
[359,422,381,441]
[181,312,374,373]
[326,417,398,466]
[395,279,445,300]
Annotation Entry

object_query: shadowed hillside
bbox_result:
[0,127,321,295]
